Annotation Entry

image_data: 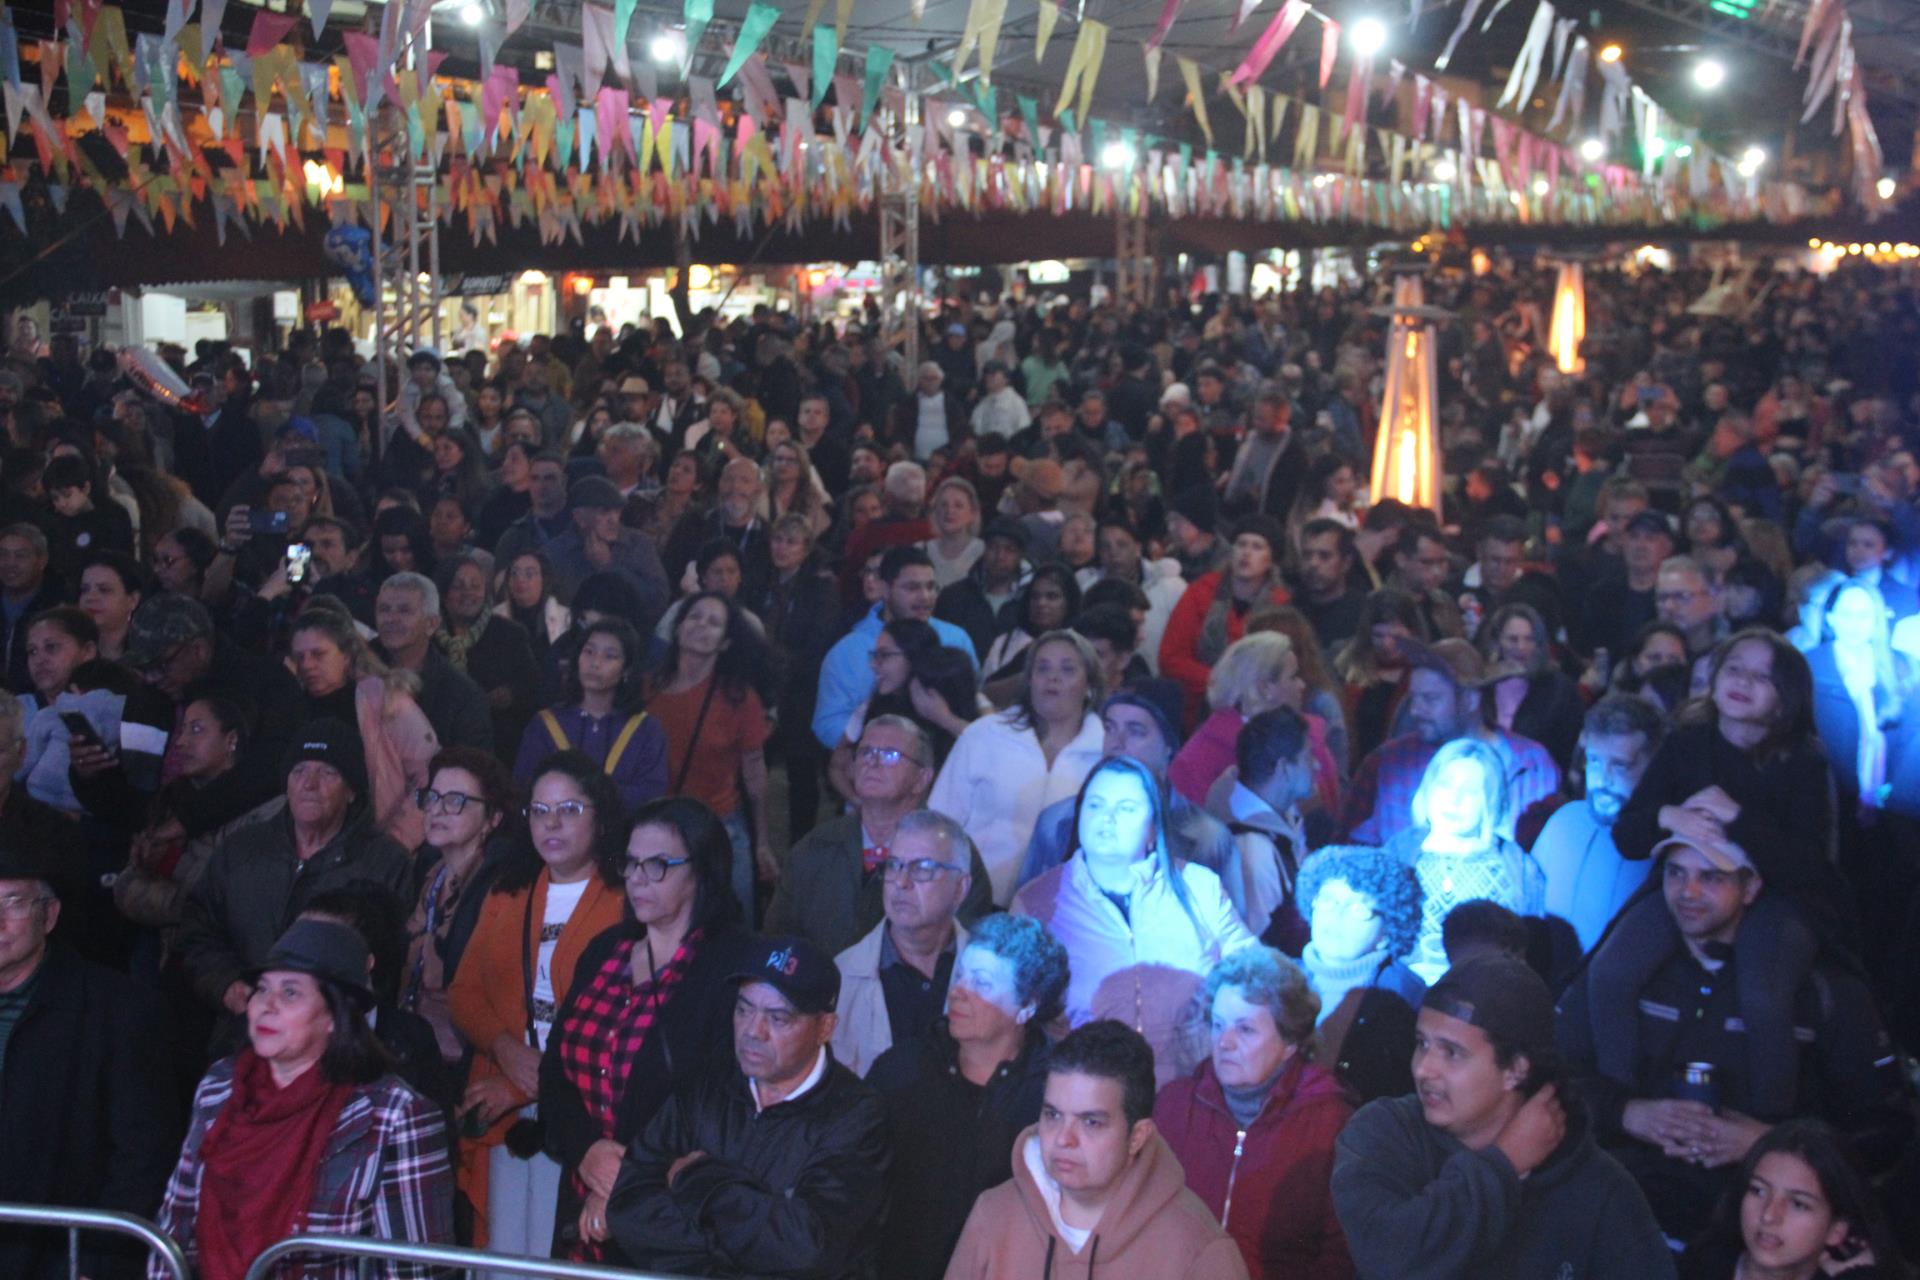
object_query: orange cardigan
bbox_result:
[447,869,624,1244]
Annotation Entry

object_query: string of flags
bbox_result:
[0,0,1855,248]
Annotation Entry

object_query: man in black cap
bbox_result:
[0,843,182,1280]
[1556,833,1913,1245]
[1331,953,1673,1279]
[606,935,890,1278]
[545,473,670,626]
[174,718,411,1023]
[1580,507,1674,660]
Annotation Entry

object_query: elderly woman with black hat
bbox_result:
[151,916,455,1280]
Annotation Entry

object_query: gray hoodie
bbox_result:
[1331,1093,1675,1280]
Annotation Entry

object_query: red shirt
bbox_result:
[647,676,769,817]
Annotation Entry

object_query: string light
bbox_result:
[1693,58,1726,91]
[1598,43,1623,63]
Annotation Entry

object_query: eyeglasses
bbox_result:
[0,893,51,919]
[417,788,482,815]
[857,746,924,768]
[879,857,960,884]
[526,799,594,821]
[622,854,690,883]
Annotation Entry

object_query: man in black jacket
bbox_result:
[607,935,890,1279]
[0,844,182,1280]
[1556,834,1914,1243]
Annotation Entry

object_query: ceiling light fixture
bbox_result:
[1693,58,1726,91]
[1349,17,1388,57]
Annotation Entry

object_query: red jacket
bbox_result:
[1153,1057,1355,1280]
[1158,571,1291,726]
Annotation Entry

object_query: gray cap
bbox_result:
[569,476,624,511]
[123,593,214,671]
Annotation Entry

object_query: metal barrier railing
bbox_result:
[246,1233,699,1280]
[0,1203,190,1280]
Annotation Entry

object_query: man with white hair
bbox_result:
[663,455,773,601]
[831,807,983,1077]
[598,420,658,500]
[840,461,937,600]
[894,361,966,459]
[372,571,494,750]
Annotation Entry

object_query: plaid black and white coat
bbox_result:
[149,1057,454,1279]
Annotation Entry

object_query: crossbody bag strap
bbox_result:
[669,680,720,794]
[519,881,540,1051]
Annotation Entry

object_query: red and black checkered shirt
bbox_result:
[553,929,702,1262]
[555,930,703,1136]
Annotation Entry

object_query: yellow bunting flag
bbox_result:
[1177,55,1211,148]
[1054,18,1106,123]
[955,0,1009,86]
[1035,0,1059,62]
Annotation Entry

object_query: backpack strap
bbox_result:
[539,709,571,752]
[603,713,650,777]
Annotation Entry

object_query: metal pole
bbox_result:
[0,1203,191,1280]
[245,1233,700,1280]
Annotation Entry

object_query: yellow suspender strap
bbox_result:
[539,709,570,752]
[604,713,649,777]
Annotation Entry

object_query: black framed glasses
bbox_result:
[417,788,481,815]
[878,856,959,884]
[622,854,690,883]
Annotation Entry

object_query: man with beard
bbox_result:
[1340,640,1561,845]
[663,457,772,602]
[1529,696,1663,952]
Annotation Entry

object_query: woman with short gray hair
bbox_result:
[1155,945,1355,1280]
[866,912,1070,1280]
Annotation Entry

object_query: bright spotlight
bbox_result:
[1877,176,1898,200]
[459,1,483,24]
[1738,145,1766,176]
[1350,17,1388,57]
[1579,137,1605,162]
[1598,43,1623,63]
[1531,177,1549,196]
[650,30,686,63]
[1101,140,1136,170]
[1432,159,1457,182]
[1693,58,1726,91]
[1673,143,1694,159]
[947,108,967,128]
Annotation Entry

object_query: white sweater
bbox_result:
[928,709,1105,906]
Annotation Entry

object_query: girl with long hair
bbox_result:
[645,591,777,920]
[1011,754,1257,1087]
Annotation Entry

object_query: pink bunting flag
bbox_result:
[1412,74,1431,138]
[342,31,381,104]
[1318,19,1340,90]
[1147,0,1184,49]
[1229,0,1304,87]
[1341,52,1371,141]
[246,10,298,56]
[597,87,632,166]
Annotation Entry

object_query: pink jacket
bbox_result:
[357,675,438,848]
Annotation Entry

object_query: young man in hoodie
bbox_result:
[943,1019,1250,1280]
[1329,954,1674,1280]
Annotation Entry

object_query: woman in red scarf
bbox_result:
[150,917,453,1280]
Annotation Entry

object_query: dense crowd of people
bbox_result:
[3,251,1920,1280]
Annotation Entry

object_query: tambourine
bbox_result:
[119,345,210,414]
